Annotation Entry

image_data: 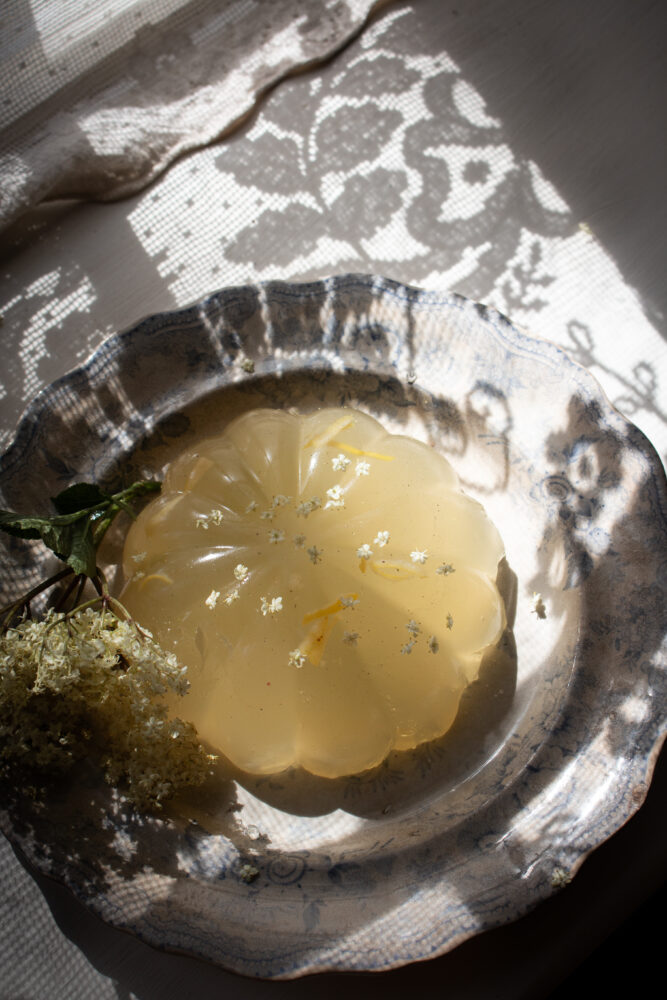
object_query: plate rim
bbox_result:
[0,273,665,978]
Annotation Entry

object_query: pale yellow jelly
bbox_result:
[121,408,505,779]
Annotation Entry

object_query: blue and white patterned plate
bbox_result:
[0,275,665,978]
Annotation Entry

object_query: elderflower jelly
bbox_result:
[120,408,505,779]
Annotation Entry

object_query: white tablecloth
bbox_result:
[1,1,665,996]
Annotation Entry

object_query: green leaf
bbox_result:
[0,478,161,582]
[52,482,109,515]
[62,520,98,578]
[0,513,95,576]
[39,521,74,558]
[0,511,54,541]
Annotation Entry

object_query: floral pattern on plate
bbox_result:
[0,275,665,978]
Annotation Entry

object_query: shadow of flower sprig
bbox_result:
[565,320,667,452]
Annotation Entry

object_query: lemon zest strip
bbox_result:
[304,415,355,449]
[138,572,174,589]
[301,615,338,666]
[329,441,394,461]
[369,560,421,581]
[302,593,358,624]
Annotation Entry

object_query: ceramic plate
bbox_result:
[0,275,665,978]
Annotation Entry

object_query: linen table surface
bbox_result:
[1,1,665,997]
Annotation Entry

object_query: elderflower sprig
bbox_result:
[0,479,214,811]
[0,606,213,811]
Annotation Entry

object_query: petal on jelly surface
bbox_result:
[121,407,505,777]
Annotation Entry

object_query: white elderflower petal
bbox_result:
[239,863,260,882]
[195,515,209,530]
[307,545,323,565]
[131,552,147,564]
[332,453,351,471]
[436,562,455,576]
[296,496,321,518]
[446,613,454,630]
[293,534,306,548]
[268,529,286,544]
[224,588,241,606]
[342,631,360,646]
[288,648,307,668]
[245,500,258,513]
[427,635,439,654]
[260,596,283,616]
[240,358,255,374]
[373,530,390,547]
[324,485,345,510]
[355,460,370,476]
[406,619,420,636]
[401,639,416,655]
[209,508,225,525]
[272,494,291,508]
[205,590,220,610]
[357,543,373,561]
[234,563,250,582]
[340,595,360,609]
[410,549,428,564]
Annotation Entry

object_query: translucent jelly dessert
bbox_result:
[121,408,505,778]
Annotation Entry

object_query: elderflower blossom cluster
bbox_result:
[0,608,212,811]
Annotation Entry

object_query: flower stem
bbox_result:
[1,566,74,630]
[54,572,85,612]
